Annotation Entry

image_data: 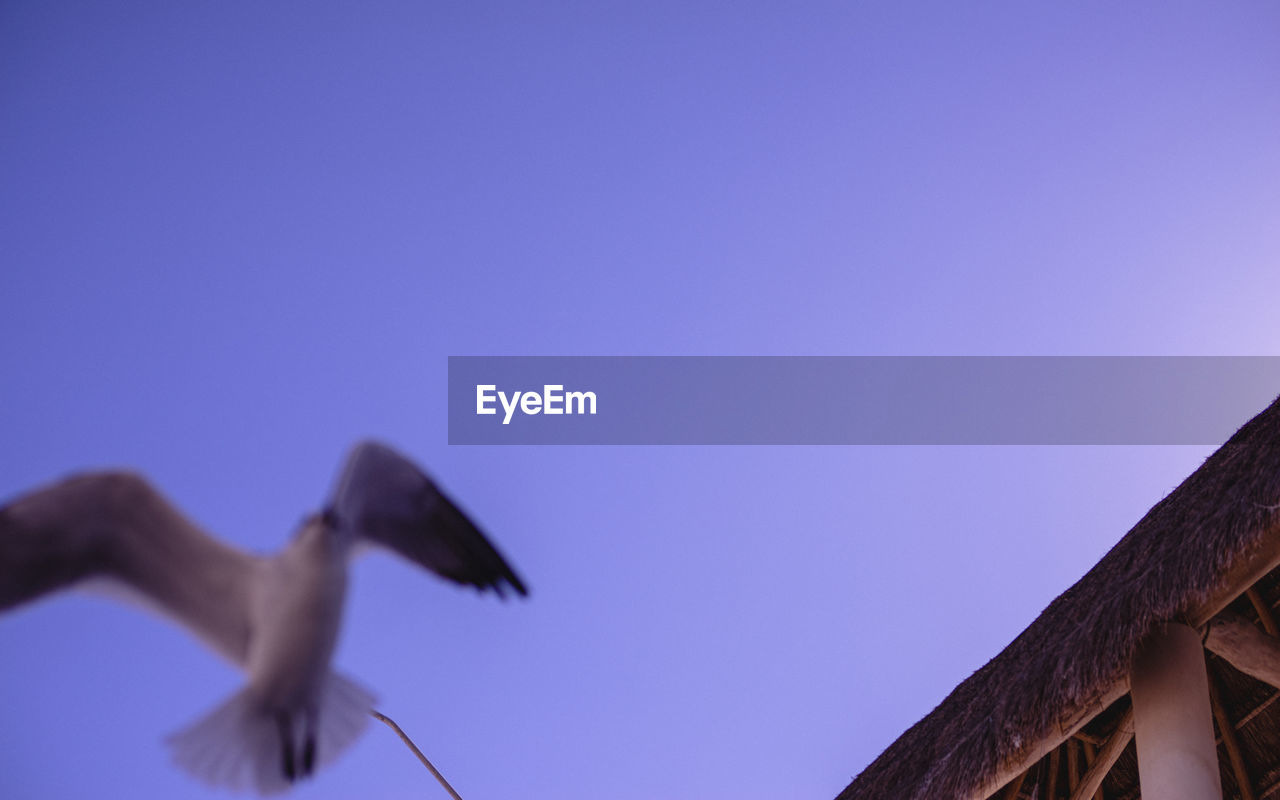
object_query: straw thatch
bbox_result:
[835,393,1280,800]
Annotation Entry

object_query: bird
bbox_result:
[0,440,527,794]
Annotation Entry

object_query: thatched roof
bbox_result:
[835,393,1280,800]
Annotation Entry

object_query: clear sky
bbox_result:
[1,3,1278,799]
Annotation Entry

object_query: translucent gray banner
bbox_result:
[446,357,1280,445]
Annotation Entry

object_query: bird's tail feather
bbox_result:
[166,672,376,795]
[313,672,378,771]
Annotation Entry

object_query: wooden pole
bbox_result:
[1001,768,1028,800]
[1080,741,1104,800]
[998,768,1029,798]
[1245,587,1278,637]
[1067,708,1132,800]
[1130,623,1222,800]
[1207,665,1256,800]
[1045,748,1060,800]
[1066,738,1081,794]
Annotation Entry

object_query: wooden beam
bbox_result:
[1067,708,1133,800]
[1080,741,1103,800]
[1045,748,1060,800]
[1246,586,1279,636]
[1259,775,1280,799]
[1236,689,1280,731]
[1066,738,1080,794]
[1207,663,1256,800]
[1204,613,1280,689]
[1001,768,1028,800]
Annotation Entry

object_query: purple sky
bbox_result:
[2,3,1278,799]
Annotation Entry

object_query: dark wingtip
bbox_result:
[469,572,528,600]
[488,568,528,599]
[507,571,529,598]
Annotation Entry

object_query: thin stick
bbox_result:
[370,710,464,800]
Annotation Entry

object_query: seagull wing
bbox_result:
[0,472,258,665]
[329,441,527,597]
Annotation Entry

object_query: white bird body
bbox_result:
[248,519,349,712]
[0,441,527,795]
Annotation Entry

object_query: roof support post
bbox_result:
[1130,623,1222,800]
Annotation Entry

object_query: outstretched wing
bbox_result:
[329,441,527,597]
[0,472,258,665]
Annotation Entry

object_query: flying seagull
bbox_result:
[0,441,527,794]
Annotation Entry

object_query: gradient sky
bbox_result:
[2,3,1279,799]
